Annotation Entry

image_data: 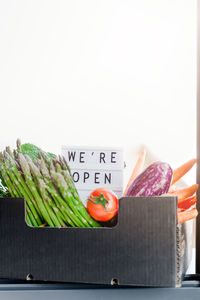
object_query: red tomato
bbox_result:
[87,188,118,222]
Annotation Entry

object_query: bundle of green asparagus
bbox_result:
[0,140,100,228]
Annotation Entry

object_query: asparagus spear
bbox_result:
[52,176,87,227]
[34,156,84,227]
[46,185,77,226]
[16,138,22,153]
[56,158,101,227]
[16,151,78,227]
[12,150,44,220]
[47,161,90,227]
[26,203,39,227]
[26,212,33,226]
[4,167,39,227]
[17,153,54,226]
[3,152,43,225]
[0,155,18,198]
[0,156,36,226]
[39,158,76,226]
[48,161,86,227]
[25,155,65,227]
[50,170,92,227]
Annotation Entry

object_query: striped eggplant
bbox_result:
[126,161,173,197]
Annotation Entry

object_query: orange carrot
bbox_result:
[178,195,196,210]
[124,149,146,196]
[169,184,199,203]
[178,208,198,224]
[171,158,197,185]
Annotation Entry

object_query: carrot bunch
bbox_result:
[168,159,198,223]
[124,152,198,224]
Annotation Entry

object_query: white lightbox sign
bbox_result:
[61,146,124,206]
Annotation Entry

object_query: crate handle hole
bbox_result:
[26,274,34,281]
[111,278,119,285]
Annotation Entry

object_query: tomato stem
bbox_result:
[88,193,109,211]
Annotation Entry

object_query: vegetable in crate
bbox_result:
[125,161,173,197]
[169,159,198,223]
[169,184,199,203]
[125,153,198,224]
[87,188,118,221]
[0,140,101,228]
[0,141,56,197]
[20,142,56,162]
[124,148,146,196]
[171,158,197,186]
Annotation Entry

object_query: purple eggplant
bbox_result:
[126,161,173,197]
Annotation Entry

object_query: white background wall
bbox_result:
[0,0,197,185]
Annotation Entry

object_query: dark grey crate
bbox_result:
[0,196,193,287]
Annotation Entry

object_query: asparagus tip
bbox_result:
[16,139,22,152]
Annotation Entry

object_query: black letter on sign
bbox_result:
[105,173,111,184]
[68,151,76,162]
[100,152,106,163]
[73,172,80,183]
[94,172,100,184]
[111,152,116,163]
[79,152,85,163]
[83,172,90,183]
